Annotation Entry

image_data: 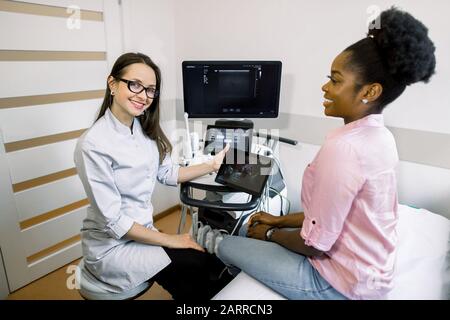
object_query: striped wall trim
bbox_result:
[26,234,81,265]
[20,199,89,230]
[0,89,105,109]
[0,50,106,61]
[12,167,78,193]
[5,128,87,152]
[0,0,103,21]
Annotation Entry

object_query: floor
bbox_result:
[7,209,191,300]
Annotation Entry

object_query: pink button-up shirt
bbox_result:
[300,114,399,299]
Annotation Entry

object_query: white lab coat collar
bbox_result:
[105,107,136,136]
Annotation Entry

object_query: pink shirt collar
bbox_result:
[328,114,384,140]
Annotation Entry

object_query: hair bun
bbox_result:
[367,7,436,86]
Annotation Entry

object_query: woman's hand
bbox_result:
[249,211,281,227]
[165,233,205,252]
[207,143,230,172]
[247,223,272,241]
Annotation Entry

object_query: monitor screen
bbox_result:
[182,61,282,118]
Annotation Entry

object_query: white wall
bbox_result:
[170,0,450,217]
[174,0,450,134]
[124,0,450,217]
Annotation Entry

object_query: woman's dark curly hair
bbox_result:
[344,7,436,111]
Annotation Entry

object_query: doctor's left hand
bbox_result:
[208,143,231,172]
[166,233,205,252]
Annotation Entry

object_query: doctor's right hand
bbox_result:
[207,143,231,172]
[166,233,205,252]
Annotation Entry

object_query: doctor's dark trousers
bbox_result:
[150,247,231,300]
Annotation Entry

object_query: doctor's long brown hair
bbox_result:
[96,52,172,164]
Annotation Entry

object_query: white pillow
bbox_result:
[214,205,450,300]
[387,205,450,299]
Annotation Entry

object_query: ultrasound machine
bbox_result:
[178,61,297,254]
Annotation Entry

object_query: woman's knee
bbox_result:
[216,235,255,265]
[216,235,235,263]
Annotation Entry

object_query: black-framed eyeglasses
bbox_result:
[118,78,159,99]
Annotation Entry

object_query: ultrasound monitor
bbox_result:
[182,61,282,118]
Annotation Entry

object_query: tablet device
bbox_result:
[215,151,274,196]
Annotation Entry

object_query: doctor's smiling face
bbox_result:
[321,51,373,124]
[108,62,157,126]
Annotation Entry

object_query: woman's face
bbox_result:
[321,52,366,124]
[110,62,157,125]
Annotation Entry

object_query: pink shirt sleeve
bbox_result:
[301,139,365,252]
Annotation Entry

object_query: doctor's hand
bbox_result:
[249,211,281,228]
[247,222,272,241]
[166,233,205,252]
[207,143,231,172]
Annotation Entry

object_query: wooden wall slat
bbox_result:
[20,199,89,230]
[0,90,105,109]
[26,234,81,264]
[0,0,103,21]
[5,129,86,152]
[0,50,106,61]
[12,168,78,193]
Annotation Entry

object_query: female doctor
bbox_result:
[74,52,229,299]
[216,7,436,300]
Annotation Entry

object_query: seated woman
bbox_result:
[74,52,230,300]
[216,7,436,300]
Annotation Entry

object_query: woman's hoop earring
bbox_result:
[362,99,368,104]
